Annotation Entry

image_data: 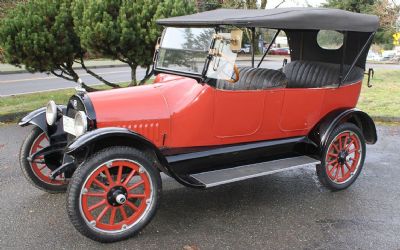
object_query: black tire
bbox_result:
[316,122,366,191]
[66,146,162,243]
[19,126,68,193]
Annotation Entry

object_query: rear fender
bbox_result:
[311,108,377,150]
[65,127,170,174]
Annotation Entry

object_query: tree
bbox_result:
[221,0,268,54]
[323,0,400,47]
[0,0,27,19]
[372,0,400,48]
[0,0,27,63]
[323,0,375,13]
[222,0,268,9]
[73,0,196,86]
[0,0,119,91]
[196,0,223,11]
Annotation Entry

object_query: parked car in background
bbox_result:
[239,44,251,54]
[381,50,396,61]
[367,51,382,61]
[269,47,290,55]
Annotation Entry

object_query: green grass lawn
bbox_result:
[357,70,400,118]
[0,70,399,123]
[0,83,129,122]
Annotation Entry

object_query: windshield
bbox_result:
[156,27,215,75]
[156,27,239,81]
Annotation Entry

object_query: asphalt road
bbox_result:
[0,124,399,249]
[0,67,147,97]
[1,60,399,97]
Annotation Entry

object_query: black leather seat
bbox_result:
[283,60,364,88]
[217,67,288,90]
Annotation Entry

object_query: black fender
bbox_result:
[18,105,67,138]
[311,108,377,151]
[65,127,170,174]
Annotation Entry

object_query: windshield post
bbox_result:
[201,26,219,81]
[257,29,281,68]
[251,27,256,67]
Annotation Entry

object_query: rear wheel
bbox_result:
[19,126,67,193]
[67,146,161,242]
[317,123,366,190]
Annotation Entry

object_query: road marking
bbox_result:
[0,70,131,84]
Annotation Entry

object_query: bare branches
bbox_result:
[373,0,400,31]
[274,0,285,9]
[50,69,75,82]
[77,55,121,88]
[51,64,98,92]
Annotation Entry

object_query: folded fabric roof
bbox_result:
[157,8,379,32]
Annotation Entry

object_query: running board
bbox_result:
[190,156,320,188]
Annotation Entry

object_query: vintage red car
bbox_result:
[18,8,378,242]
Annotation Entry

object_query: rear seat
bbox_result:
[217,67,288,90]
[283,60,364,88]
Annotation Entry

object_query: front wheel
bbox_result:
[317,123,366,190]
[66,146,161,242]
[19,126,68,193]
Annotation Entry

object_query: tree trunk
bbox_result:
[68,67,98,92]
[138,65,153,85]
[129,64,138,86]
[261,0,267,9]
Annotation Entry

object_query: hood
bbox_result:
[87,75,201,146]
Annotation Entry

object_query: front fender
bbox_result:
[18,107,47,133]
[65,127,169,171]
[313,108,377,150]
[18,105,67,137]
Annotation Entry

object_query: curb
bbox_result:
[0,112,27,123]
[372,116,400,123]
[0,63,128,75]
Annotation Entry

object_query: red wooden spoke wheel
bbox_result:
[29,132,65,185]
[325,130,362,184]
[80,160,152,233]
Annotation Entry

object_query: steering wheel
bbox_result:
[226,64,240,83]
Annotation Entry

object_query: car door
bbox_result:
[213,89,265,138]
[279,88,325,131]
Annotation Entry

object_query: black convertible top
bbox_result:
[157,8,379,32]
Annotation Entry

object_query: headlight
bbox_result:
[45,100,57,126]
[74,111,88,137]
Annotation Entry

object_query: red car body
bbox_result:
[90,74,361,149]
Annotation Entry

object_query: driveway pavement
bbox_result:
[0,124,399,249]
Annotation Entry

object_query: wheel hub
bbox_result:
[107,186,128,206]
[337,150,348,165]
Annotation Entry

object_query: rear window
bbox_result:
[317,30,344,50]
